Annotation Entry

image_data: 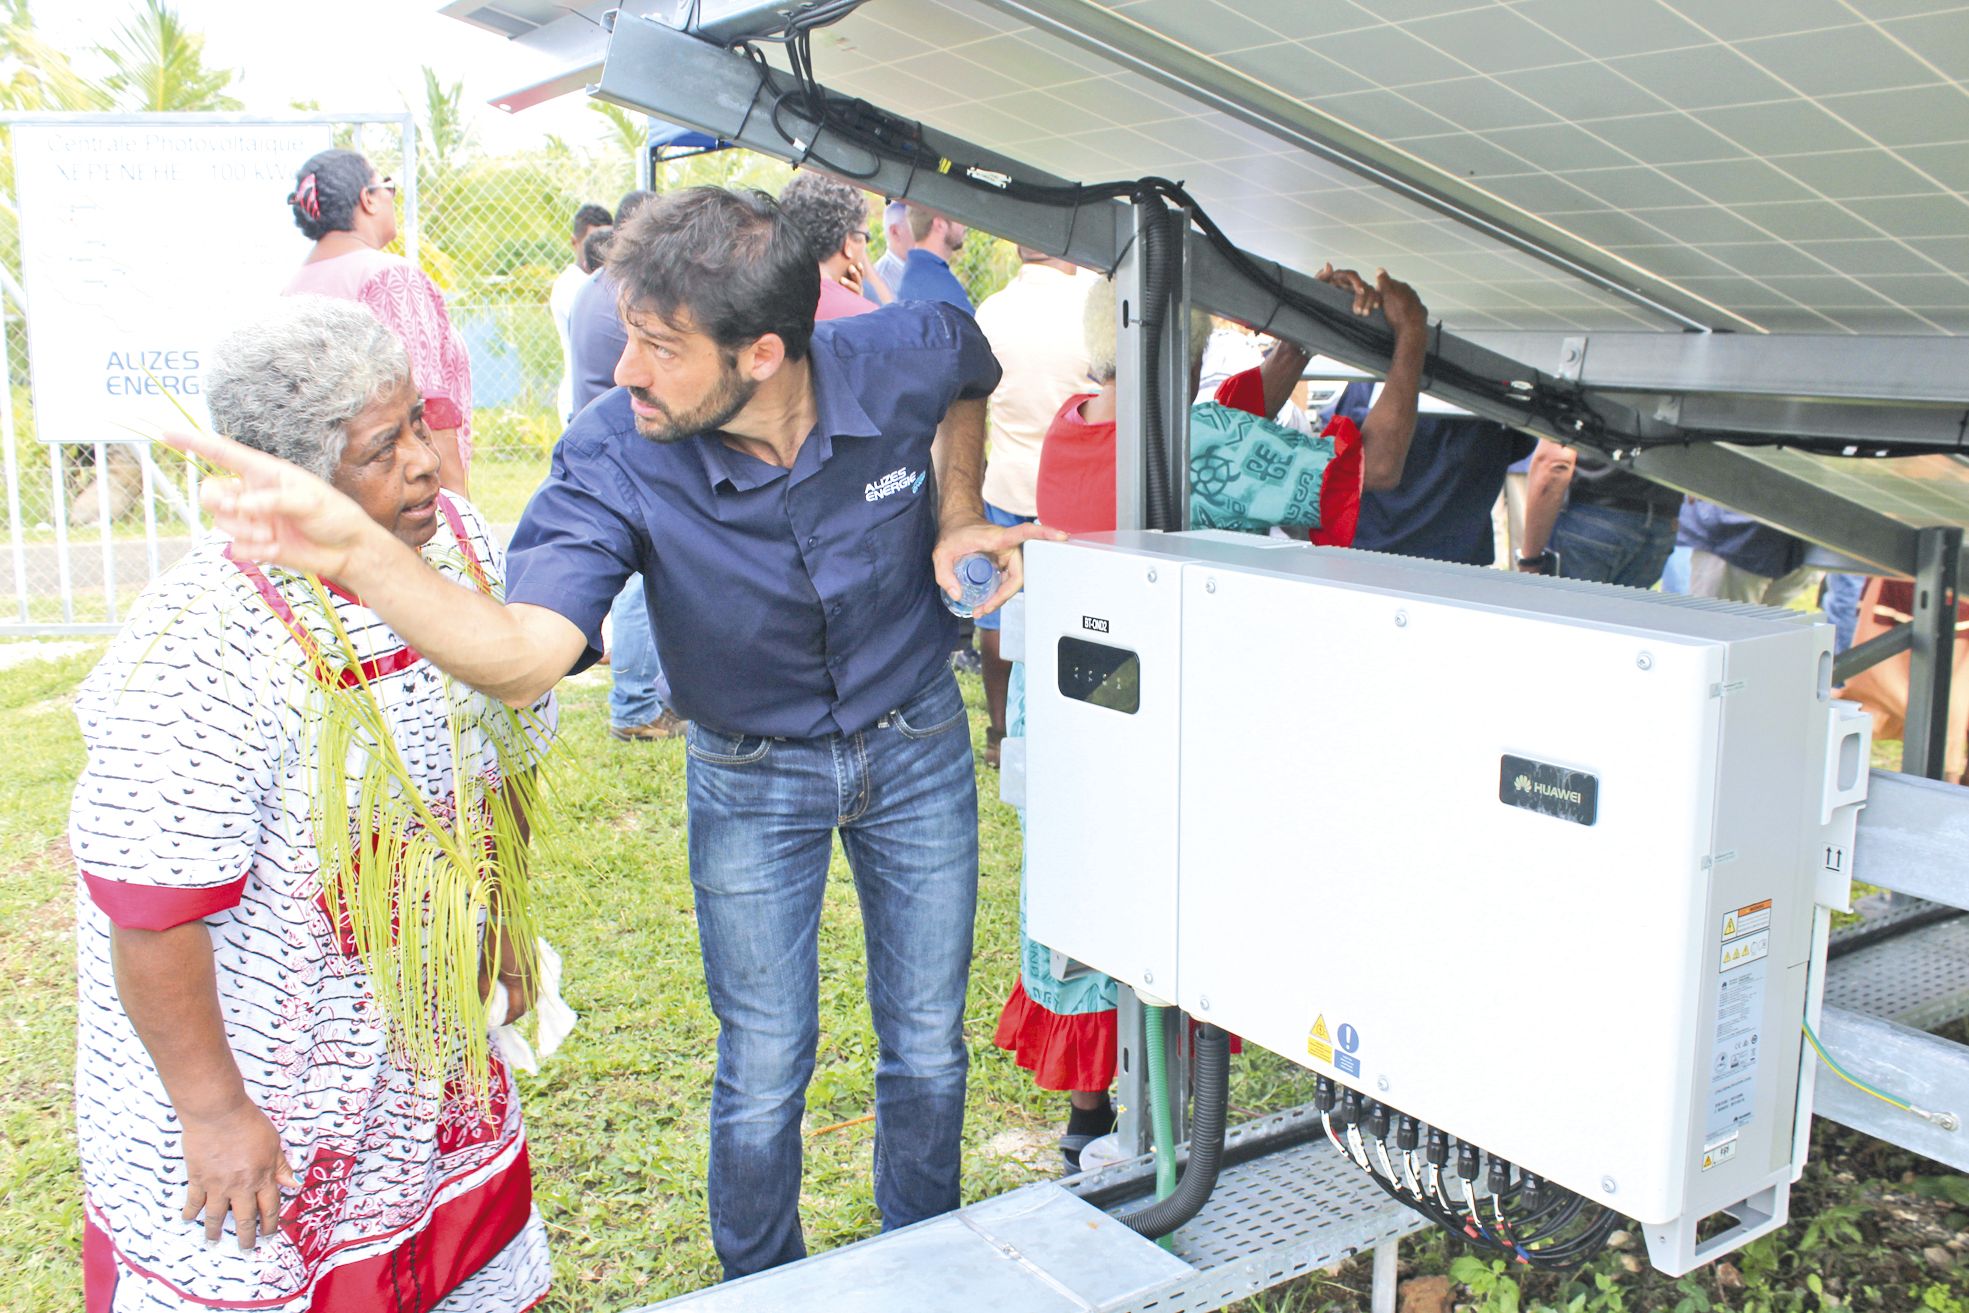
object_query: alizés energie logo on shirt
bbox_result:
[865,466,927,502]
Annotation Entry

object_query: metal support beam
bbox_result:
[1606,392,1969,451]
[1815,1006,1968,1174]
[1903,527,1962,780]
[590,17,1935,580]
[1833,621,1912,686]
[1112,197,1194,532]
[1114,991,1189,1159]
[1118,196,1189,535]
[1460,330,1969,405]
[1853,769,1969,911]
[1619,442,1919,577]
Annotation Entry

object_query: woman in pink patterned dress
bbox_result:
[284,149,474,497]
[72,298,553,1313]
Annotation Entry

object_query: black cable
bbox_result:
[1113,1023,1232,1238]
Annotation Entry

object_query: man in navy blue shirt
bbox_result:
[895,205,973,312]
[567,189,682,741]
[177,187,1044,1281]
[1340,382,1536,566]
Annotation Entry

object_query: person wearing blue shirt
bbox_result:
[1340,382,1537,566]
[568,189,682,741]
[175,187,1046,1283]
[895,205,974,312]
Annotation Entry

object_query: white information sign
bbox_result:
[12,121,336,443]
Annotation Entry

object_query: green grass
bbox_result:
[0,649,1963,1313]
[470,451,552,528]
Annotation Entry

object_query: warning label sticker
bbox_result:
[1307,1014,1333,1065]
[1701,1135,1739,1172]
[1721,930,1770,972]
[1721,900,1772,942]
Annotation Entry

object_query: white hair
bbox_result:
[1082,276,1211,384]
[205,296,412,481]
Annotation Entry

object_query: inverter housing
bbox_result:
[1019,531,1868,1275]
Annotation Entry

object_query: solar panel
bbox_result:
[804,0,1969,336]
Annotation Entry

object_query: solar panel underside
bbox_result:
[808,0,1969,337]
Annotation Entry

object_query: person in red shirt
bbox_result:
[1002,264,1431,1168]
[1034,264,1429,541]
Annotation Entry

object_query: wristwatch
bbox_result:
[1515,549,1558,575]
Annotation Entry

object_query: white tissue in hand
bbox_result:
[487,939,577,1074]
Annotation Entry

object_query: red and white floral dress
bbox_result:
[71,496,555,1313]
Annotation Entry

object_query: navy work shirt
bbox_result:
[1339,383,1536,566]
[504,302,1003,739]
[568,270,628,416]
[897,249,973,313]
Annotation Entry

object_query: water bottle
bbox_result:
[944,553,1000,618]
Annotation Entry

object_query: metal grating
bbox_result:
[1824,914,1969,1031]
[1061,1107,1423,1312]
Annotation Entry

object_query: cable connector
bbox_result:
[1365,1100,1390,1141]
[1456,1140,1481,1182]
[965,166,1011,189]
[1487,1155,1512,1197]
[1396,1115,1420,1152]
[1313,1075,1338,1113]
[1338,1087,1363,1129]
[1913,1106,1961,1132]
[1425,1126,1449,1168]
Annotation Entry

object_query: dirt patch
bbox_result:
[982,1127,1058,1174]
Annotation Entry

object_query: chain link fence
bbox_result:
[0,113,1023,634]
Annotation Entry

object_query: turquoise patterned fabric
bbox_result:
[1187,401,1338,533]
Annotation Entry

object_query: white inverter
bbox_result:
[1019,531,1869,1275]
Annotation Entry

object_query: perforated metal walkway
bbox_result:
[630,1105,1418,1313]
[1824,903,1969,1032]
[626,908,1968,1313]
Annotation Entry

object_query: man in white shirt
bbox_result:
[873,199,912,296]
[550,203,613,423]
[972,247,1089,763]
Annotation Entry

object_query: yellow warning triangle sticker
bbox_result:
[1310,1014,1331,1042]
[1702,1153,1714,1169]
[1724,915,1737,936]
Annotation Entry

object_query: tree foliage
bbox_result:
[95,0,242,112]
[0,0,107,111]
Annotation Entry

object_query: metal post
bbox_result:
[1115,987,1150,1156]
[1111,206,1148,534]
[1112,197,1194,533]
[1372,1240,1399,1313]
[398,114,419,275]
[1903,525,1962,780]
[93,439,116,623]
[0,295,27,622]
[1159,206,1192,531]
[1113,992,1191,1159]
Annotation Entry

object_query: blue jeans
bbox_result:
[1552,501,1679,589]
[685,669,980,1278]
[1824,572,1866,656]
[609,576,671,728]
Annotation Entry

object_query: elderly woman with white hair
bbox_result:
[70,296,555,1313]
